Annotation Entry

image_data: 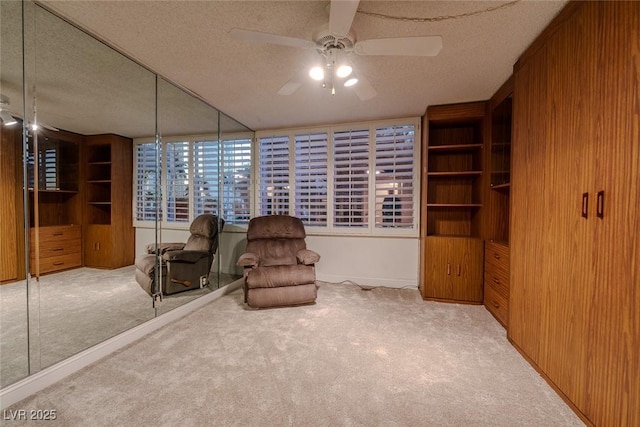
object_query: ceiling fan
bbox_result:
[0,93,59,132]
[229,0,442,100]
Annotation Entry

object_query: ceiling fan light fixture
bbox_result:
[309,66,325,81]
[336,64,352,78]
[0,110,17,126]
[344,77,358,87]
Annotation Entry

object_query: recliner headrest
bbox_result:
[190,214,221,238]
[247,215,306,241]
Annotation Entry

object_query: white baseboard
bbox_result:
[0,279,243,410]
[317,273,417,289]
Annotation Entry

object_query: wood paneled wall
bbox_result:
[510,1,639,425]
[0,124,25,283]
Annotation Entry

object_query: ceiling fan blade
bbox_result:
[229,28,315,50]
[41,123,59,132]
[352,73,376,101]
[277,80,303,96]
[355,36,443,57]
[329,0,360,36]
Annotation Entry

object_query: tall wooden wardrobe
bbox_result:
[509,2,639,426]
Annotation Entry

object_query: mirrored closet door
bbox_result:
[21,1,158,375]
[0,0,253,390]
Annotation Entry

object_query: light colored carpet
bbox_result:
[5,282,584,426]
[0,266,238,388]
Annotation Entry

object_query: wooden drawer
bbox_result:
[31,225,81,244]
[31,239,82,260]
[485,283,508,326]
[37,252,82,274]
[30,225,82,274]
[484,268,509,299]
[485,241,509,271]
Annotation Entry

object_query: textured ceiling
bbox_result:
[33,0,567,132]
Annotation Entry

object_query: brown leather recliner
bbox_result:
[135,214,224,296]
[237,215,320,308]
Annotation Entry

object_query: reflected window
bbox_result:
[194,140,219,216]
[135,142,162,221]
[166,141,190,222]
[134,137,252,226]
[222,138,251,224]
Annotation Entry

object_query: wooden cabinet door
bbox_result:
[424,236,483,302]
[510,44,552,365]
[536,7,596,410]
[423,236,453,300]
[0,126,19,282]
[585,3,640,425]
[450,238,483,302]
[84,225,112,268]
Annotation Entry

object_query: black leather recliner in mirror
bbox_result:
[134,214,224,296]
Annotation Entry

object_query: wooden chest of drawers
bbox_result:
[30,225,82,274]
[484,241,509,326]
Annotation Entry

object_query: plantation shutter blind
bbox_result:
[135,142,161,221]
[43,148,57,190]
[259,135,290,216]
[294,132,328,226]
[333,128,369,227]
[193,140,219,216]
[222,138,252,224]
[165,141,190,222]
[374,124,415,228]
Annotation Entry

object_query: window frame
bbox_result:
[255,117,421,237]
[133,132,253,230]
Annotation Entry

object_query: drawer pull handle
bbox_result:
[582,192,589,218]
[53,261,64,266]
[492,300,500,309]
[52,248,64,252]
[494,253,500,259]
[52,232,63,236]
[447,263,451,275]
[493,278,500,284]
[457,265,461,276]
[597,190,605,219]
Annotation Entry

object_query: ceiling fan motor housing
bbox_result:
[314,29,355,57]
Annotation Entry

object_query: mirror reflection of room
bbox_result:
[0,1,251,388]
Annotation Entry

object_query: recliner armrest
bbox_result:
[162,250,209,263]
[237,252,259,268]
[146,242,186,254]
[297,249,320,265]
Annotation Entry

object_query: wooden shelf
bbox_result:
[88,161,111,165]
[88,201,112,205]
[28,189,78,194]
[428,171,483,177]
[491,182,511,190]
[87,180,112,184]
[428,143,483,152]
[427,203,482,208]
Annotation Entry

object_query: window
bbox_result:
[193,140,219,216]
[259,135,290,216]
[222,138,252,224]
[165,141,190,223]
[255,118,419,235]
[134,137,252,226]
[294,132,328,226]
[333,128,369,228]
[374,125,415,228]
[135,141,161,222]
